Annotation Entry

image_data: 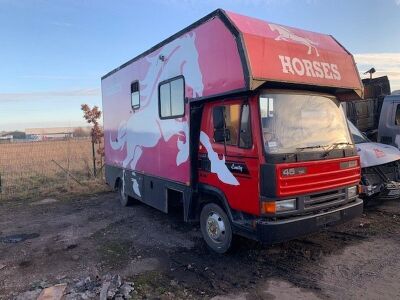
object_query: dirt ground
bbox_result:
[0,193,399,299]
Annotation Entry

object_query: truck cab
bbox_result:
[196,89,362,252]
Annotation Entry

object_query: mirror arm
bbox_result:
[222,113,227,157]
[220,100,227,157]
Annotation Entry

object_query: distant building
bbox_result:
[0,135,13,143]
[25,127,87,140]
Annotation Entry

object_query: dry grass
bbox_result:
[0,138,110,201]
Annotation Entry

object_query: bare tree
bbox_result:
[81,104,104,177]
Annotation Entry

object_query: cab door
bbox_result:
[198,97,261,215]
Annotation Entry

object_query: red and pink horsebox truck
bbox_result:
[102,9,364,253]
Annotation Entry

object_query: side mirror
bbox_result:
[214,128,231,143]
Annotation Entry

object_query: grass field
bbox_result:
[0,138,109,201]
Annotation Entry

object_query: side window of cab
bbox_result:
[212,101,252,149]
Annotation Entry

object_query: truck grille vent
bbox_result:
[304,189,346,209]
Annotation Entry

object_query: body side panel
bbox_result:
[102,17,245,184]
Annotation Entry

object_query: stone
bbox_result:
[113,274,122,287]
[107,287,118,299]
[120,283,135,298]
[37,284,67,300]
[99,281,110,300]
[75,279,86,289]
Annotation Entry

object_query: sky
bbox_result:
[0,0,400,131]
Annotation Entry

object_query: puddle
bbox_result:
[0,233,40,244]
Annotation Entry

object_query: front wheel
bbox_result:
[200,203,233,254]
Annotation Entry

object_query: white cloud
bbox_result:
[354,53,400,91]
[0,88,100,102]
[396,0,400,6]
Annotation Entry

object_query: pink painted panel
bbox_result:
[102,17,245,184]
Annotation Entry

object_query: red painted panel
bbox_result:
[198,98,261,216]
[226,11,362,92]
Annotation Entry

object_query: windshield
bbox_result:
[260,92,352,154]
[347,120,369,144]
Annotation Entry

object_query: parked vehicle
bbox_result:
[378,91,400,148]
[349,120,400,200]
[102,9,363,253]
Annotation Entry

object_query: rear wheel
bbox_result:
[200,203,232,254]
[117,179,134,207]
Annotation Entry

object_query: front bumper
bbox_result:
[256,198,363,244]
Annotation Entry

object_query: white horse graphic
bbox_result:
[110,33,204,196]
[200,132,239,186]
[269,24,320,57]
[110,32,240,194]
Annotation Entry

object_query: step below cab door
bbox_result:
[198,97,261,216]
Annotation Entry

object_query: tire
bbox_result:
[117,179,134,207]
[200,203,233,254]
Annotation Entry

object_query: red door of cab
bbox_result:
[198,97,262,215]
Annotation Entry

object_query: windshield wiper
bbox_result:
[323,142,354,157]
[296,145,327,152]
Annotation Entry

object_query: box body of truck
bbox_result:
[102,9,364,252]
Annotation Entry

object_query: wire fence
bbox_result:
[0,138,109,201]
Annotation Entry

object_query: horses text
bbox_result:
[278,55,341,81]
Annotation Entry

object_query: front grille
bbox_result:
[276,157,360,197]
[304,188,346,209]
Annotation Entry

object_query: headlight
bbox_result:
[348,186,358,199]
[261,199,297,214]
[276,199,297,212]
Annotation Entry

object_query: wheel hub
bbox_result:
[206,212,226,242]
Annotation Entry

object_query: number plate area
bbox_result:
[316,211,341,226]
